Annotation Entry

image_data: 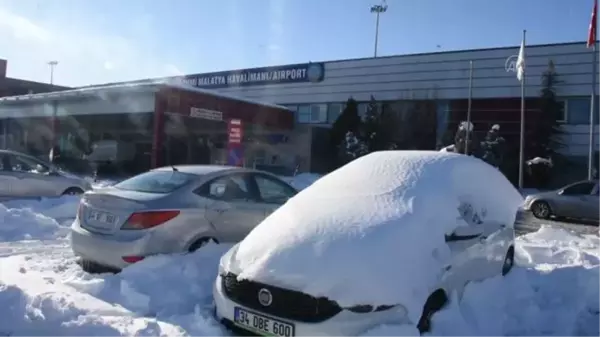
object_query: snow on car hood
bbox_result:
[225,151,523,322]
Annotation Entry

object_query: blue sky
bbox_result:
[0,0,595,86]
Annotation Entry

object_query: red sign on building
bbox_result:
[227,119,244,166]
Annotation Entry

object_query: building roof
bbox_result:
[0,80,290,111]
[0,77,70,93]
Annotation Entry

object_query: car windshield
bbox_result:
[114,170,196,194]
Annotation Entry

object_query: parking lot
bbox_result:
[515,211,599,236]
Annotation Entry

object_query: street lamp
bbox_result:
[47,61,58,85]
[370,1,388,58]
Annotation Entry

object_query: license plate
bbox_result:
[87,210,117,226]
[234,307,295,337]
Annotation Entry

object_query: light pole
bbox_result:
[47,61,58,85]
[370,1,388,58]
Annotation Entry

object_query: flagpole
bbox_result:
[518,29,526,189]
[465,60,473,155]
[588,42,597,180]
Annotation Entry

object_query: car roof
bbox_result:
[153,164,268,177]
[0,149,50,164]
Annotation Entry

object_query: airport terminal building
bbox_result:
[0,42,598,180]
[174,41,599,179]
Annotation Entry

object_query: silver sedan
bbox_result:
[70,165,299,271]
[523,179,599,222]
[0,149,92,199]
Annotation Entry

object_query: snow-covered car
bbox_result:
[213,151,524,336]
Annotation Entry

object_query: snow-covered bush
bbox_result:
[343,131,368,161]
[480,124,506,168]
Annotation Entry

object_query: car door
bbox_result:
[9,154,58,197]
[441,202,501,292]
[248,173,298,218]
[555,181,597,219]
[196,173,267,242]
[0,153,18,198]
[583,183,600,221]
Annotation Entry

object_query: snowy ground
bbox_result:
[0,177,598,336]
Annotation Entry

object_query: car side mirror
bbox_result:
[36,164,49,173]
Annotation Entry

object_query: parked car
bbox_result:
[70,165,299,271]
[213,151,523,336]
[0,149,91,199]
[523,180,599,222]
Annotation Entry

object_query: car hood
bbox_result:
[223,151,523,323]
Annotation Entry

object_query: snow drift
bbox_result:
[229,151,524,323]
[0,203,64,241]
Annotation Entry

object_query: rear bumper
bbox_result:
[70,219,152,269]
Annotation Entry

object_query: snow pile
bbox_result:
[0,243,232,336]
[230,151,523,323]
[281,173,322,190]
[2,195,80,223]
[427,226,599,336]
[0,203,64,241]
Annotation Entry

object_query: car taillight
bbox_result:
[122,256,145,263]
[121,210,180,230]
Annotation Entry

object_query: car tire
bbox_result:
[62,187,84,195]
[502,246,515,276]
[417,289,448,334]
[531,200,552,219]
[188,237,218,252]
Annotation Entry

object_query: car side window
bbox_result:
[0,154,12,172]
[562,182,596,196]
[196,174,253,202]
[253,174,297,204]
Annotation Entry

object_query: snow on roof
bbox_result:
[226,150,523,323]
[0,79,290,111]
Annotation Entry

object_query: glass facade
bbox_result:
[286,97,600,127]
[565,97,600,125]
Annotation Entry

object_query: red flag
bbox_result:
[588,0,597,48]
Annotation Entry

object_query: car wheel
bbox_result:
[502,246,515,276]
[62,187,84,196]
[531,200,552,219]
[188,237,218,252]
[417,289,448,334]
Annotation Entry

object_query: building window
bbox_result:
[328,103,343,124]
[310,104,328,124]
[565,97,599,125]
[296,104,328,124]
[297,105,311,123]
[556,99,567,123]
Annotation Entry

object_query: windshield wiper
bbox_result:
[171,166,179,172]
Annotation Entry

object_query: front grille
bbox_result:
[221,273,342,323]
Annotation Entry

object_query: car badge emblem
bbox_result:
[258,288,273,307]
